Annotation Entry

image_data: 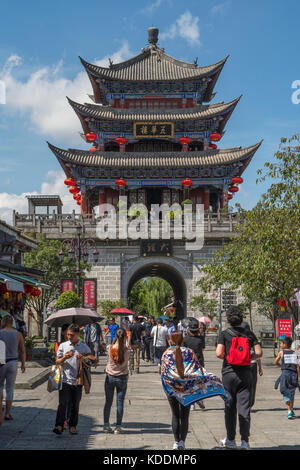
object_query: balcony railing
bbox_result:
[13,210,242,237]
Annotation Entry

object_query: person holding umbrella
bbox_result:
[53,324,98,435]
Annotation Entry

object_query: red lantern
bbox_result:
[64,178,76,186]
[69,186,80,194]
[227,194,233,200]
[178,136,191,145]
[115,178,127,188]
[85,132,97,142]
[77,200,82,205]
[208,143,217,149]
[182,178,193,188]
[231,176,243,185]
[228,186,239,193]
[115,137,127,145]
[73,194,81,201]
[209,132,221,142]
[89,146,97,151]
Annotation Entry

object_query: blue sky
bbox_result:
[0,0,299,221]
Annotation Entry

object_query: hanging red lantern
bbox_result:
[89,146,97,151]
[85,132,97,142]
[178,136,191,145]
[208,143,217,149]
[115,178,127,188]
[181,178,193,188]
[73,194,81,201]
[69,186,80,194]
[77,200,82,205]
[64,178,76,186]
[115,137,127,145]
[227,194,233,200]
[231,176,243,185]
[209,132,221,142]
[228,186,239,193]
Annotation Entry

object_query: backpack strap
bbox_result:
[227,328,248,339]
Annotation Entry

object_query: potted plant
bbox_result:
[25,337,34,361]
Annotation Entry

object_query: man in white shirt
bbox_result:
[151,318,169,374]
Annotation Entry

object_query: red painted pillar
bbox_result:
[81,192,88,216]
[98,190,106,215]
[203,189,210,211]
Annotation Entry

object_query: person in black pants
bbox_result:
[216,306,262,450]
[183,318,205,410]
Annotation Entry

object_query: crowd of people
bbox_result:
[1,306,300,450]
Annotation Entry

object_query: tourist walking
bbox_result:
[151,318,169,374]
[84,321,104,359]
[183,318,206,410]
[161,331,227,450]
[274,335,300,419]
[143,316,155,362]
[216,306,262,450]
[0,315,25,426]
[104,318,119,345]
[165,318,176,345]
[103,328,130,434]
[129,316,145,374]
[53,324,98,435]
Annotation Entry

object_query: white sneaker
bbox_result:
[241,440,250,450]
[178,440,185,450]
[103,423,113,433]
[173,442,179,450]
[114,425,124,434]
[220,437,237,449]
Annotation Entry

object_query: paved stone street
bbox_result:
[1,347,300,450]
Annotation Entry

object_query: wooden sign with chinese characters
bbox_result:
[134,122,174,139]
[83,279,97,309]
[141,240,172,257]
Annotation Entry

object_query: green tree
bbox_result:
[24,237,90,335]
[189,294,218,319]
[195,135,300,327]
[55,291,81,310]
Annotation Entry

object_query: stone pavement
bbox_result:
[1,347,300,450]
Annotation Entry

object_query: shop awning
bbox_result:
[0,272,50,289]
[0,272,25,292]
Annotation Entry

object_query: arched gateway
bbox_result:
[122,257,188,319]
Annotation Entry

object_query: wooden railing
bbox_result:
[13,210,242,237]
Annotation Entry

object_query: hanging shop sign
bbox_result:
[83,279,97,309]
[277,319,292,337]
[134,122,174,139]
[61,279,75,293]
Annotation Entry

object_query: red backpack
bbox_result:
[226,329,251,366]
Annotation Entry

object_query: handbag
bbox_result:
[47,364,63,392]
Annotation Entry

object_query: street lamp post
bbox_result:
[59,224,99,297]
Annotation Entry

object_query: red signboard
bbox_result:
[277,319,292,337]
[61,279,74,293]
[83,279,97,309]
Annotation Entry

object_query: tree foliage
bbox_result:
[189,294,218,319]
[98,299,128,318]
[196,135,300,326]
[24,237,90,335]
[55,291,81,310]
[129,277,173,317]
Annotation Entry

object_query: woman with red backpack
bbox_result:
[216,306,262,450]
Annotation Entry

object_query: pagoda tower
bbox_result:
[48,27,261,217]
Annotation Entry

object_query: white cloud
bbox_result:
[0,170,78,224]
[0,42,132,144]
[211,1,231,15]
[160,11,201,46]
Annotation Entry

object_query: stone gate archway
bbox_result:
[122,257,189,319]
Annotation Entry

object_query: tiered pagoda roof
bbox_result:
[80,51,228,103]
[48,141,262,171]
